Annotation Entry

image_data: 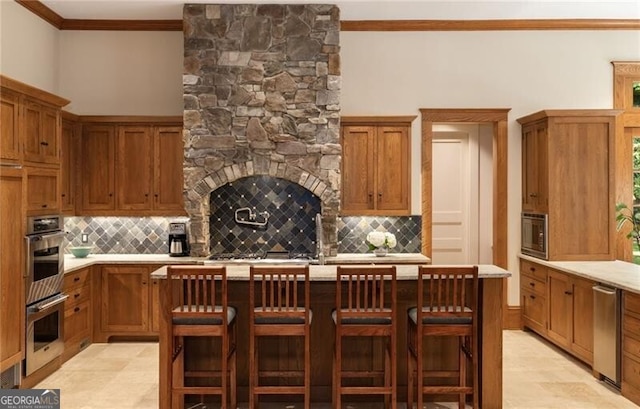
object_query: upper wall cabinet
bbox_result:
[518,110,622,261]
[79,121,184,216]
[0,76,70,167]
[61,115,80,215]
[340,116,414,216]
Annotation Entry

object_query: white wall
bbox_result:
[340,30,640,304]
[58,31,183,115]
[0,1,60,94]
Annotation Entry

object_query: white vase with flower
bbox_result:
[366,231,397,257]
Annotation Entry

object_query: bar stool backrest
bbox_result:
[167,266,229,326]
[250,265,310,322]
[417,265,479,323]
[336,266,396,323]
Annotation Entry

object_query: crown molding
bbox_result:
[341,19,640,31]
[16,1,640,32]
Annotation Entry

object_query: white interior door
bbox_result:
[431,124,493,265]
[432,131,474,264]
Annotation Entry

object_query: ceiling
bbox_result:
[39,1,640,21]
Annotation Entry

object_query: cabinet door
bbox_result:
[100,266,150,333]
[40,105,59,164]
[117,126,153,210]
[521,289,546,335]
[154,126,184,212]
[0,89,22,163]
[81,125,116,211]
[150,278,161,334]
[547,269,572,349]
[522,123,548,212]
[571,276,594,364]
[0,168,24,371]
[376,126,409,213]
[25,167,60,214]
[61,119,77,214]
[341,125,375,213]
[22,100,42,162]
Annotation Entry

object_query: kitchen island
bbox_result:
[152,263,510,408]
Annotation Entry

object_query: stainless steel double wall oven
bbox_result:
[24,215,67,376]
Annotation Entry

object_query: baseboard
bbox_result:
[503,306,522,329]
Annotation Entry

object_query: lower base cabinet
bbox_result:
[94,265,159,342]
[623,292,640,405]
[521,260,594,365]
[62,267,92,363]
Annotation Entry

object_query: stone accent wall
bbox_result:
[183,4,341,256]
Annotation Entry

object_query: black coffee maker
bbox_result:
[168,222,190,257]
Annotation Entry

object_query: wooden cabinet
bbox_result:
[62,268,92,363]
[623,291,640,406]
[518,110,621,261]
[521,259,594,365]
[521,122,548,213]
[520,259,547,335]
[0,167,24,371]
[341,117,413,215]
[61,116,79,215]
[0,89,22,164]
[25,166,60,215]
[80,124,116,211]
[96,265,159,341]
[80,123,184,215]
[22,99,60,165]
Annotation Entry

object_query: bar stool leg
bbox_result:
[172,336,184,409]
[459,336,466,408]
[384,342,391,409]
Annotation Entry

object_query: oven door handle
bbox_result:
[34,294,69,312]
[26,231,66,243]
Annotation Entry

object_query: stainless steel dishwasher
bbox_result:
[592,284,621,388]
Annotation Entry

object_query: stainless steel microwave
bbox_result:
[521,212,548,259]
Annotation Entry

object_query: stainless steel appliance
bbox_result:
[168,222,190,257]
[593,284,621,388]
[521,212,548,259]
[24,215,66,376]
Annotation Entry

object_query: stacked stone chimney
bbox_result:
[182,4,341,256]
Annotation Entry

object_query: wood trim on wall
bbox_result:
[342,19,640,31]
[0,75,70,107]
[341,115,417,125]
[16,1,640,32]
[79,115,183,124]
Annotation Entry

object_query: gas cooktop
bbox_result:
[206,251,318,265]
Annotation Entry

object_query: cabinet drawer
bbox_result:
[521,260,548,282]
[64,300,91,342]
[625,314,640,337]
[522,289,546,334]
[624,335,640,359]
[626,292,640,316]
[623,353,640,391]
[521,276,546,296]
[64,268,91,290]
[65,283,90,307]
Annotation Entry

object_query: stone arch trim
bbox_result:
[184,159,340,257]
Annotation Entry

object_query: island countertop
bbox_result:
[150,263,510,280]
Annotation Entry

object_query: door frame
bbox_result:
[420,108,509,269]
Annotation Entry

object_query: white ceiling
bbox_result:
[39,1,640,21]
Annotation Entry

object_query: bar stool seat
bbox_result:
[249,265,311,409]
[167,266,237,409]
[407,265,479,409]
[333,265,397,409]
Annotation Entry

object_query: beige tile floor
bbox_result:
[35,330,638,409]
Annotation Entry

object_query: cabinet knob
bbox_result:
[142,281,147,285]
[61,194,66,197]
[74,293,80,298]
[74,277,80,282]
[529,267,535,272]
[40,141,49,146]
[529,282,535,287]
[529,193,538,198]
[529,295,536,299]
[74,307,80,313]
[564,291,573,295]
[109,193,113,197]
[42,204,47,208]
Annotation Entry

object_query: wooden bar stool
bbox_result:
[167,266,237,409]
[407,265,479,409]
[333,265,397,409]
[249,265,311,409]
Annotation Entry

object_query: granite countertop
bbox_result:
[63,253,430,274]
[150,263,510,281]
[520,254,640,294]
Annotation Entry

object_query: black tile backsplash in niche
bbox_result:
[209,176,321,255]
[337,216,422,254]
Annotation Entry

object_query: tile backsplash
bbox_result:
[64,215,422,255]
